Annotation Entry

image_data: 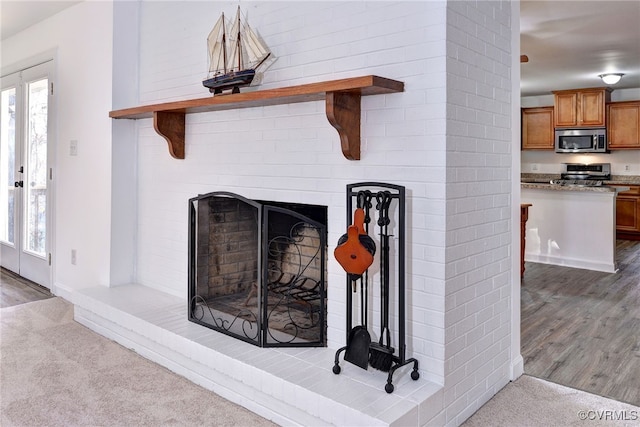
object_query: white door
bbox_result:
[1,61,54,288]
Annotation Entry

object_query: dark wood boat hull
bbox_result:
[203,69,256,94]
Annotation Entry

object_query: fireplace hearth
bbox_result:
[188,192,327,347]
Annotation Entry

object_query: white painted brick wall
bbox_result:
[131,2,515,423]
[442,1,512,426]
[135,1,449,386]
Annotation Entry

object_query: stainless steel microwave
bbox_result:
[555,128,607,153]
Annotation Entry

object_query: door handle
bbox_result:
[14,181,23,187]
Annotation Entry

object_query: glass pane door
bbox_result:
[0,87,16,246]
[0,61,53,288]
[24,78,48,256]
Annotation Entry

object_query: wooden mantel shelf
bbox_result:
[109,75,404,160]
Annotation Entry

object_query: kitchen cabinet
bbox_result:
[522,107,554,150]
[607,101,640,149]
[553,88,611,128]
[613,185,640,240]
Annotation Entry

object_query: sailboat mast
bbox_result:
[221,12,227,73]
[236,6,242,71]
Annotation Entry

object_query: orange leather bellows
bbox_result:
[334,208,375,278]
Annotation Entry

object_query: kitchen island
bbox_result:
[521,183,629,273]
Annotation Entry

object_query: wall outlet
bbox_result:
[70,140,78,156]
[625,164,631,172]
[531,163,539,171]
[71,249,77,265]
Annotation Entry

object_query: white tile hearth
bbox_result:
[72,284,441,426]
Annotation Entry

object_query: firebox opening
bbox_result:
[188,192,327,348]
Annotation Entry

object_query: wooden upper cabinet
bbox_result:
[607,101,640,149]
[522,107,554,150]
[554,92,578,127]
[553,88,611,128]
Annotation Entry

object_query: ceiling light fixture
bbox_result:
[599,73,624,85]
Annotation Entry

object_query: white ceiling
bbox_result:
[520,0,640,96]
[2,1,639,97]
[0,1,80,41]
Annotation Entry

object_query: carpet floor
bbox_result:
[2,297,638,426]
[463,375,639,426]
[0,297,275,427]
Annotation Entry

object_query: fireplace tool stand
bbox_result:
[332,182,419,393]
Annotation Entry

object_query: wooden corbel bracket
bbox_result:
[326,92,361,161]
[154,111,185,159]
[109,75,403,161]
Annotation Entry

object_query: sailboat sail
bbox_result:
[207,14,226,74]
[226,8,242,72]
[203,6,273,94]
[243,23,270,66]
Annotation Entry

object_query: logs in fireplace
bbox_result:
[188,192,327,347]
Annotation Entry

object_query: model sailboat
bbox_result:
[202,7,272,94]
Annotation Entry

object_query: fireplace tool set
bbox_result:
[333,182,419,393]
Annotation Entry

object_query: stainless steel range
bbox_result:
[551,163,611,187]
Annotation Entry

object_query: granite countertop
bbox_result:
[520,182,627,193]
[520,173,640,193]
[606,175,640,185]
[521,173,640,184]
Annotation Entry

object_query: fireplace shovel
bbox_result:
[344,324,371,369]
[344,270,371,370]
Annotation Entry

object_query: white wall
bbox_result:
[521,150,640,175]
[110,1,140,285]
[1,1,115,293]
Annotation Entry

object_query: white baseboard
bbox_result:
[525,254,617,273]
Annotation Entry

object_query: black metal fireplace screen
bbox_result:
[188,192,327,347]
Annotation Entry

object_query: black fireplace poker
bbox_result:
[332,182,420,394]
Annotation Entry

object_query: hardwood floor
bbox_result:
[521,239,640,407]
[0,267,53,308]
